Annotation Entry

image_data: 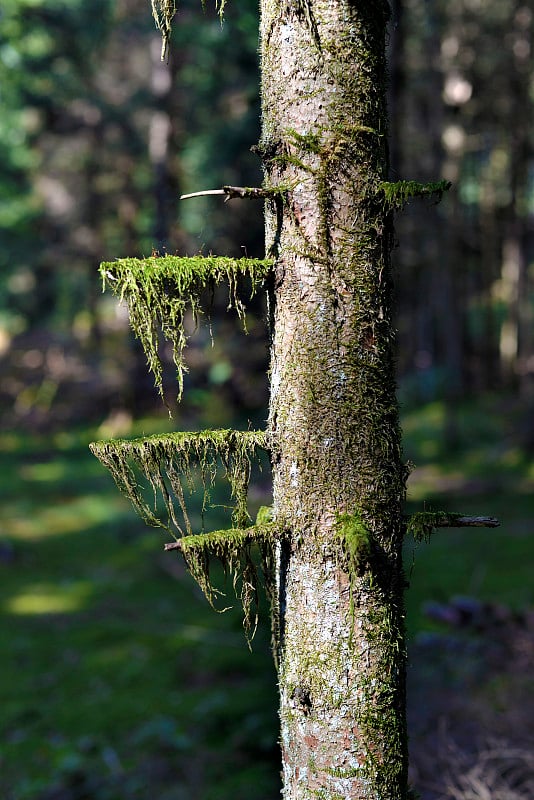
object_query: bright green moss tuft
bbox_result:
[89,429,268,539]
[336,512,373,575]
[99,255,273,402]
[255,505,273,525]
[379,180,451,211]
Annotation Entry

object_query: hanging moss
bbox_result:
[150,0,228,60]
[177,522,279,638]
[150,0,176,60]
[100,255,273,401]
[89,429,268,539]
[379,180,451,211]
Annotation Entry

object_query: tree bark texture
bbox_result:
[260,1,408,798]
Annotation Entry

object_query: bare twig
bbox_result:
[433,515,500,528]
[164,541,184,551]
[179,189,226,200]
[180,185,280,201]
[406,512,500,542]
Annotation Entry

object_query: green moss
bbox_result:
[326,766,360,779]
[335,513,372,576]
[90,425,280,639]
[406,511,462,543]
[89,429,268,539]
[379,180,451,211]
[286,128,322,154]
[177,523,277,639]
[99,255,273,402]
[355,594,408,797]
[255,505,273,525]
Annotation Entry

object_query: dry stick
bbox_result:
[432,515,500,528]
[180,186,277,201]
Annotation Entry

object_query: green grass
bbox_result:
[0,424,279,800]
[1,396,533,798]
[403,397,534,632]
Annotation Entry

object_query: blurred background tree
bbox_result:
[0,0,532,432]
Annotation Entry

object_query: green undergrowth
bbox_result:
[0,424,279,800]
[100,256,273,401]
[2,396,534,797]
[402,396,534,633]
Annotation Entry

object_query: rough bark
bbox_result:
[260,1,408,797]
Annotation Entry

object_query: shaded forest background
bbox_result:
[1,1,533,799]
[1,0,533,432]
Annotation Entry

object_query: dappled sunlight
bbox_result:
[3,494,130,540]
[19,460,70,483]
[407,465,467,501]
[5,581,93,615]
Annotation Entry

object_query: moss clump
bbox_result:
[379,180,451,211]
[177,523,277,638]
[406,510,462,543]
[89,429,268,539]
[335,512,373,576]
[255,505,273,525]
[100,255,273,402]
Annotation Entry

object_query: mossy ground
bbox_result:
[1,397,533,797]
[0,421,278,800]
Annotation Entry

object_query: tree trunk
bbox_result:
[260,1,408,797]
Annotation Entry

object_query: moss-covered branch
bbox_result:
[165,523,280,638]
[100,255,273,401]
[379,180,451,211]
[89,429,268,539]
[406,511,500,543]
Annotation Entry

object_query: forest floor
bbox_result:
[0,395,533,799]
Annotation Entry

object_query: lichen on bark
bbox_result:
[89,429,268,538]
[100,255,273,401]
[260,0,408,796]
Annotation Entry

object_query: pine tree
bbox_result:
[91,2,496,797]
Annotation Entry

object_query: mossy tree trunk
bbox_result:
[92,5,494,798]
[260,1,408,797]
